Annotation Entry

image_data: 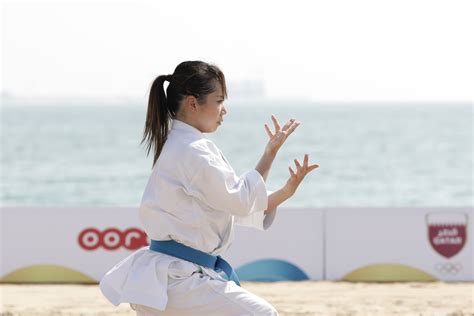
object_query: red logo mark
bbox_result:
[426,212,468,258]
[78,227,149,251]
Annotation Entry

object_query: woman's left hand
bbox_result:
[264,114,300,156]
[283,154,319,197]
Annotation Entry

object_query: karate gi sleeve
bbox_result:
[185,148,268,217]
[234,190,277,230]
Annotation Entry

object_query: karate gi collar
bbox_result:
[171,119,205,138]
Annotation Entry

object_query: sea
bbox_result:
[1,101,472,208]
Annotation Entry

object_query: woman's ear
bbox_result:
[184,95,198,112]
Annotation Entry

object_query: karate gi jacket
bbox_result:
[100,119,277,310]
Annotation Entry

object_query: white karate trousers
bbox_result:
[129,271,278,316]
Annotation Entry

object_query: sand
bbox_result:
[0,281,472,316]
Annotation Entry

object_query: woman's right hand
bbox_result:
[264,115,300,156]
[283,154,319,196]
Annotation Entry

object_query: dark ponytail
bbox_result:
[141,61,228,169]
[140,75,171,169]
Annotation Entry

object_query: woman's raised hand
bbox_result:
[264,114,300,156]
[283,154,319,196]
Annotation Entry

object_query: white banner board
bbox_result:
[0,207,322,283]
[1,207,471,282]
[325,207,473,281]
[223,208,324,280]
[0,207,147,283]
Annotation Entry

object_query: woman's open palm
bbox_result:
[264,114,300,155]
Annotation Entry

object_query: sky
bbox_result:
[1,0,473,103]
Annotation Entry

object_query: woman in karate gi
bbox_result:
[99,60,319,315]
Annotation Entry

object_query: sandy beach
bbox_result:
[1,281,472,316]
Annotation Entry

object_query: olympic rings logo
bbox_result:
[435,262,463,274]
[78,227,149,251]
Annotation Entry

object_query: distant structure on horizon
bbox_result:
[228,80,265,99]
[1,80,267,106]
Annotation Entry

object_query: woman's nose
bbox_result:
[222,105,227,115]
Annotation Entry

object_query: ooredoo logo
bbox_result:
[78,227,149,251]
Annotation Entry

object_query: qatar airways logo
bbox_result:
[426,212,467,258]
[78,227,149,251]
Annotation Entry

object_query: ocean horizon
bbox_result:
[1,102,472,208]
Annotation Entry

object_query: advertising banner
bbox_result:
[223,208,324,281]
[0,207,147,283]
[0,207,322,283]
[1,207,471,283]
[324,207,473,281]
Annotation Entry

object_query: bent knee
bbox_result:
[258,304,278,316]
[247,299,278,316]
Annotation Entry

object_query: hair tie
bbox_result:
[165,74,173,82]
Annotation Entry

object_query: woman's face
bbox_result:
[195,82,227,133]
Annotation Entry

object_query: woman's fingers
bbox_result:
[308,164,319,172]
[271,114,281,132]
[282,118,295,131]
[264,123,273,138]
[287,121,300,135]
[288,165,296,177]
[282,119,300,135]
[266,115,300,140]
[294,158,302,171]
[294,155,320,177]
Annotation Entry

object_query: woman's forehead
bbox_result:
[210,82,224,98]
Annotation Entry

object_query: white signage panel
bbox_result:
[325,207,473,281]
[0,207,147,282]
[223,208,324,280]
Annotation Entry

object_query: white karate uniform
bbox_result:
[100,119,279,315]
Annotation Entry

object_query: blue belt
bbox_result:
[149,239,241,286]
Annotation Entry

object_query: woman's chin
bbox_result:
[204,125,219,133]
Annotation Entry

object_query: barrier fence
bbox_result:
[0,207,471,283]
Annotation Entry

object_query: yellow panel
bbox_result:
[0,264,97,283]
[343,263,438,282]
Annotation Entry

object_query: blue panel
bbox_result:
[235,259,309,282]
